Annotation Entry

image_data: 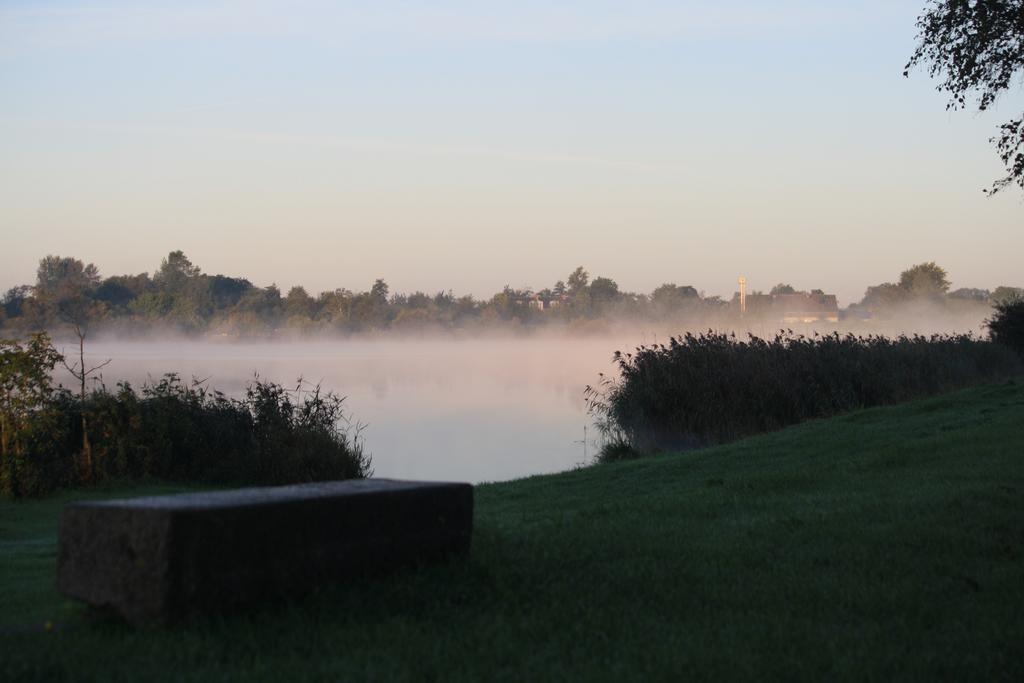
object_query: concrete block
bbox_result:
[58,479,473,623]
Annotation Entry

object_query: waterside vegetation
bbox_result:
[588,330,1022,458]
[1,334,369,498]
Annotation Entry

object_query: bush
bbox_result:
[587,331,1021,454]
[988,297,1024,358]
[595,437,642,464]
[1,333,65,496]
[1,334,370,497]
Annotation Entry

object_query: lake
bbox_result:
[63,336,645,483]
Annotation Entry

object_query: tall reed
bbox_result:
[587,331,1021,456]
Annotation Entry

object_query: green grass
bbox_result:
[2,380,1023,681]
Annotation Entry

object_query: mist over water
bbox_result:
[58,336,649,483]
[55,306,994,483]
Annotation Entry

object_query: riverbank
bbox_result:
[2,380,1022,680]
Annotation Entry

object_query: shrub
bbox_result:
[988,297,1024,358]
[587,331,1021,454]
[595,437,643,464]
[1,333,64,496]
[1,335,371,497]
[70,375,370,494]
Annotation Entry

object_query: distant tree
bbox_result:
[208,275,253,310]
[991,285,1024,304]
[702,295,727,308]
[563,267,591,316]
[906,1,1024,193]
[284,286,315,319]
[433,290,455,309]
[650,284,699,315]
[862,282,910,308]
[33,256,101,326]
[552,280,567,297]
[406,291,431,310]
[949,287,991,301]
[650,284,677,304]
[2,286,32,320]
[317,289,353,328]
[453,295,479,324]
[344,281,393,331]
[488,286,529,321]
[154,250,201,293]
[770,283,797,295]
[370,279,390,304]
[93,276,142,311]
[235,285,283,328]
[589,277,621,307]
[129,291,173,321]
[898,262,951,297]
[141,252,212,329]
[30,256,106,333]
[567,267,589,294]
[35,255,99,300]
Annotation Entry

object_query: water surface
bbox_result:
[65,337,641,483]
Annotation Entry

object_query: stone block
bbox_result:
[57,479,473,623]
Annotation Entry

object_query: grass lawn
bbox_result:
[1,380,1022,681]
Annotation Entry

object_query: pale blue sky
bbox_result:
[1,0,1021,304]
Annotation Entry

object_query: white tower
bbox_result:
[738,276,747,315]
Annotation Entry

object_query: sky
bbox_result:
[1,0,1021,305]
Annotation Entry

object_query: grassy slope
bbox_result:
[1,380,1022,681]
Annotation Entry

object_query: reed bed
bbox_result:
[587,331,1021,457]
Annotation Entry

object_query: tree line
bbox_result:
[0,252,1020,336]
